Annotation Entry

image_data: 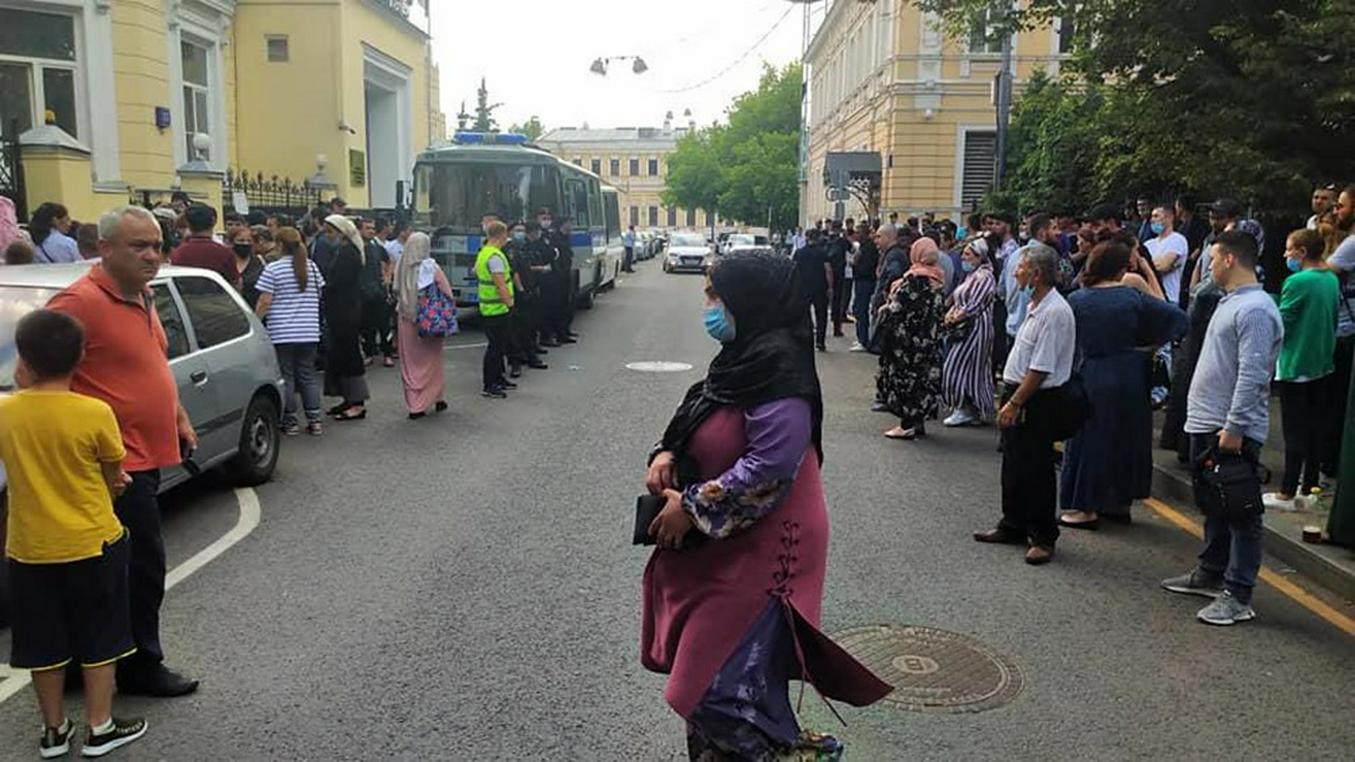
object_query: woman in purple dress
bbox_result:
[642,251,890,761]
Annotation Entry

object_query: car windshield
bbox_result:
[671,234,706,247]
[0,286,61,392]
[412,161,560,229]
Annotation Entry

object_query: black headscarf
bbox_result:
[659,250,825,474]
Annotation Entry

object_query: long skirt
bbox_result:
[397,315,445,413]
[942,314,995,421]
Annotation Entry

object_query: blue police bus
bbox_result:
[410,132,623,314]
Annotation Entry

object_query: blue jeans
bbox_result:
[1190,432,1264,604]
[853,279,875,346]
[276,342,322,424]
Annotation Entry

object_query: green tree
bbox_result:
[915,0,1355,212]
[508,115,545,141]
[662,62,802,230]
[471,77,502,132]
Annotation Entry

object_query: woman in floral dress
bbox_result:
[876,237,948,439]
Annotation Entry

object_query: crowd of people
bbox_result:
[787,184,1355,623]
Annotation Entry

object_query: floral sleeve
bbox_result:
[681,398,813,539]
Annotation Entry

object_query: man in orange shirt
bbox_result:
[48,205,200,698]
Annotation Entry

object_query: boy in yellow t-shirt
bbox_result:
[0,309,148,758]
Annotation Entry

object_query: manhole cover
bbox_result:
[831,625,1023,713]
[625,361,695,373]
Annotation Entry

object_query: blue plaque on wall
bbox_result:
[155,107,171,130]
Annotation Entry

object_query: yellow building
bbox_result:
[537,117,711,231]
[2,0,445,222]
[802,0,1067,223]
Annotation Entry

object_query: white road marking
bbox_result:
[444,341,488,350]
[0,487,261,705]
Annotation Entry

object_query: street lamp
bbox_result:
[589,56,649,76]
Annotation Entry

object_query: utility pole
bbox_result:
[994,13,1014,192]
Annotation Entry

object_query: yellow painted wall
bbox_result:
[234,1,345,187]
[21,148,96,222]
[110,0,175,190]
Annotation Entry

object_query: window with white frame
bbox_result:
[0,7,79,138]
[967,9,1003,54]
[181,39,212,160]
[1056,16,1075,55]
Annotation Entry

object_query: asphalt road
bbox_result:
[1,261,1352,760]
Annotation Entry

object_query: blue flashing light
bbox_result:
[452,132,529,146]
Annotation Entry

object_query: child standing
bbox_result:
[0,309,148,758]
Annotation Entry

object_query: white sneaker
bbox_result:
[848,342,866,352]
[944,408,977,427]
[1262,492,1297,512]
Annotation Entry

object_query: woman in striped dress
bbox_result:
[942,237,997,427]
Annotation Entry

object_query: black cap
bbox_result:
[1209,198,1242,218]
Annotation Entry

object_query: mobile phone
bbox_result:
[180,438,201,476]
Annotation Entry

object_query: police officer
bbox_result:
[544,216,579,344]
[505,221,549,377]
[531,209,563,347]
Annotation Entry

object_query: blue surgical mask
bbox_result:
[956,226,968,240]
[512,231,526,242]
[962,260,977,273]
[1150,222,1166,235]
[703,304,736,343]
[1020,283,1036,299]
[1287,257,1302,273]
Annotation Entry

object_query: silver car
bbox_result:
[0,262,285,493]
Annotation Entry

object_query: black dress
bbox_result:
[876,275,946,426]
[323,242,367,400]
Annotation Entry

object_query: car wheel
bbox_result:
[580,265,598,309]
[227,393,280,486]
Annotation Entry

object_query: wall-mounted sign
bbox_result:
[349,149,365,187]
[154,107,171,130]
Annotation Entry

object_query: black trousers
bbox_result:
[1279,378,1328,496]
[509,297,538,366]
[541,274,571,341]
[808,292,829,347]
[831,274,850,332]
[623,247,634,272]
[1321,334,1354,473]
[481,313,510,390]
[115,470,165,678]
[998,388,1060,546]
[360,297,393,358]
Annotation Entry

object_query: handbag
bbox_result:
[633,494,707,549]
[1193,445,1263,520]
[415,283,458,338]
[1044,373,1090,441]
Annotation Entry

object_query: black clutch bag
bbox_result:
[633,494,707,549]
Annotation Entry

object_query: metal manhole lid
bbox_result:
[625,361,695,373]
[831,625,1024,713]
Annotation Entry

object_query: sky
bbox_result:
[428,0,825,134]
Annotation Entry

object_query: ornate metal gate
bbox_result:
[0,118,27,222]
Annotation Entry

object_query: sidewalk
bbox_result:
[1151,408,1355,600]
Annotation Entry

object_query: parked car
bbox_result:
[720,233,771,256]
[664,232,714,274]
[1,262,285,624]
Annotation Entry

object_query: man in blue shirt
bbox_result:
[1162,230,1283,626]
[622,226,637,273]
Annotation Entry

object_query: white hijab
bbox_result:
[396,232,435,321]
[324,214,364,264]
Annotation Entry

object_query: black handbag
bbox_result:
[633,494,707,549]
[1193,446,1263,520]
[1045,373,1090,441]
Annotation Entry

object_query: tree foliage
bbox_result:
[916,0,1355,213]
[508,115,545,141]
[471,77,502,132]
[662,63,802,229]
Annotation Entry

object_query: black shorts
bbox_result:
[7,534,135,671]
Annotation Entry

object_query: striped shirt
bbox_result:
[255,259,325,344]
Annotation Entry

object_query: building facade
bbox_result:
[801,0,1067,224]
[536,118,710,231]
[1,0,445,221]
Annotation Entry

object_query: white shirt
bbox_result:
[384,238,404,266]
[1002,288,1076,389]
[1146,231,1189,303]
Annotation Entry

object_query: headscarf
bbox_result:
[0,196,25,252]
[964,236,991,265]
[396,232,433,321]
[659,250,825,470]
[324,214,364,264]
[905,237,945,287]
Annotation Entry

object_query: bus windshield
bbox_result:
[413,162,559,229]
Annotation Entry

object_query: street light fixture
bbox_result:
[588,55,649,76]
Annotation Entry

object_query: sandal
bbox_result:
[1058,512,1100,530]
[334,407,366,421]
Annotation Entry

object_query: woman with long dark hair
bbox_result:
[255,227,326,436]
[29,202,79,263]
[1059,241,1188,529]
[642,251,889,760]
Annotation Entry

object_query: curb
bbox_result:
[1150,463,1355,601]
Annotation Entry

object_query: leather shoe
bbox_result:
[540,339,561,348]
[1025,544,1055,565]
[559,336,578,344]
[972,527,1026,545]
[118,666,199,698]
[534,348,549,356]
[528,361,548,370]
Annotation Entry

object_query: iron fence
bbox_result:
[222,169,324,217]
[0,118,27,222]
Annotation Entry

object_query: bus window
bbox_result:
[604,193,620,240]
[412,162,560,228]
[564,178,590,228]
[588,179,603,230]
